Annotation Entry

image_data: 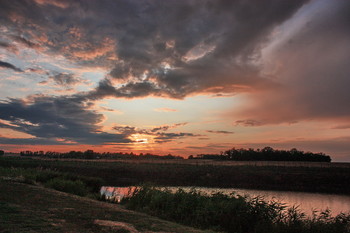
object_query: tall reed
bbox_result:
[123,186,350,233]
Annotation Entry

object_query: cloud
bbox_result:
[0,41,11,48]
[38,72,87,90]
[33,0,70,9]
[0,0,308,99]
[0,41,18,53]
[232,0,350,125]
[151,123,187,132]
[0,95,131,145]
[0,60,23,72]
[98,0,308,99]
[154,108,177,112]
[206,130,234,134]
[48,73,84,87]
[112,125,140,135]
[87,79,164,99]
[26,68,49,75]
[331,124,350,130]
[10,35,40,49]
[100,106,122,113]
[235,120,263,127]
[153,132,200,143]
[112,122,196,143]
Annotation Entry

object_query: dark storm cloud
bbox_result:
[0,0,309,99]
[0,60,23,72]
[91,0,309,99]
[0,95,131,144]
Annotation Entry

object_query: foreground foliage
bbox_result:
[123,186,350,233]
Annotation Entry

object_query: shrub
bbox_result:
[44,178,88,196]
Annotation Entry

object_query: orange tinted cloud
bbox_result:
[33,0,69,9]
[154,108,177,112]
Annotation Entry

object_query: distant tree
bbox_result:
[195,147,332,162]
[0,150,4,156]
[83,150,95,159]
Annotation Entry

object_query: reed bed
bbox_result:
[123,186,350,233]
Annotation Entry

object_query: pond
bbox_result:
[100,186,350,216]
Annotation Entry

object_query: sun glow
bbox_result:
[127,133,157,153]
[129,134,154,144]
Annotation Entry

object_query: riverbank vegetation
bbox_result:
[123,186,350,233]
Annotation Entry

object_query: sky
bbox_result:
[0,0,350,161]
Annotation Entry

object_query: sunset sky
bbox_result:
[0,0,349,161]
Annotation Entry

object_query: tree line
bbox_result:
[189,147,331,162]
[19,150,183,160]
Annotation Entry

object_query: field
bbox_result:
[1,156,350,194]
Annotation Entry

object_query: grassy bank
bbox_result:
[123,186,350,233]
[0,166,103,197]
[0,180,209,233]
[1,156,350,194]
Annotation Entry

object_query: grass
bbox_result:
[0,166,103,196]
[123,186,350,233]
[0,201,59,233]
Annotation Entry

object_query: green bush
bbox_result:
[45,178,88,196]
